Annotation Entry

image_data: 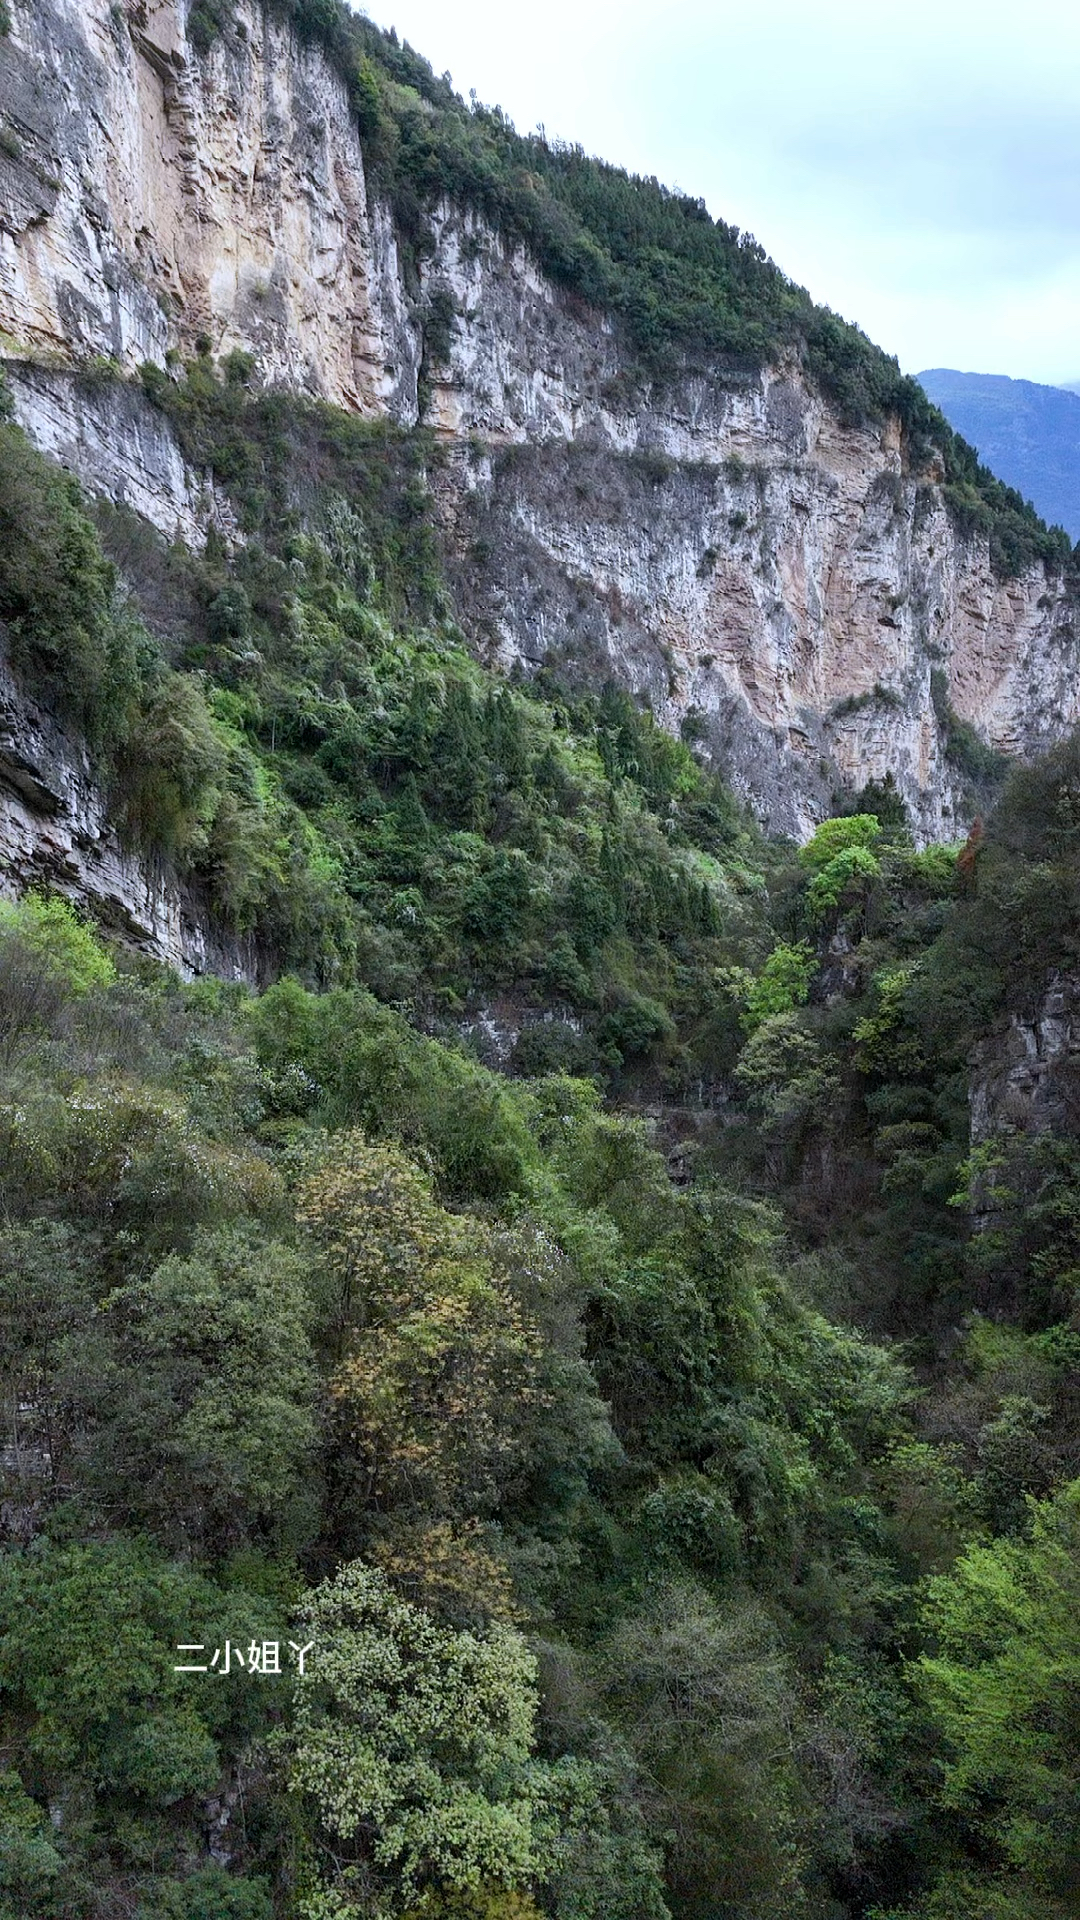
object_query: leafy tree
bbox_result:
[0,1540,278,1844]
[596,1581,802,1919]
[285,1561,563,1909]
[0,891,114,1063]
[914,1479,1080,1902]
[797,815,883,923]
[0,421,141,745]
[799,815,883,874]
[737,940,817,1035]
[852,966,926,1079]
[75,1226,318,1553]
[0,1768,62,1917]
[298,1133,542,1519]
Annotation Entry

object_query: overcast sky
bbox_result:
[366,0,1080,385]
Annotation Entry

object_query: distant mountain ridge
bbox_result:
[918,367,1080,541]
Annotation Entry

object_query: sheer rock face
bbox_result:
[0,0,419,410]
[4,362,236,543]
[0,638,255,977]
[971,977,1080,1150]
[1,0,1079,847]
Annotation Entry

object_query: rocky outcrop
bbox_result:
[433,419,1076,840]
[1,0,1079,843]
[4,361,236,544]
[0,0,418,408]
[0,636,255,976]
[971,975,1080,1148]
[966,975,1080,1253]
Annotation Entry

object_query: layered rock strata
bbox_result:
[0,639,255,976]
[0,0,1078,851]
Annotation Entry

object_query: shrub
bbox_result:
[187,0,232,55]
[599,993,673,1063]
[741,941,816,1034]
[797,813,882,921]
[805,842,881,921]
[0,423,142,747]
[0,891,114,1062]
[798,813,882,874]
[0,891,114,996]
[284,1560,552,1901]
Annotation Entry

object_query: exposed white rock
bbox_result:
[0,0,1077,848]
[0,0,419,409]
[5,362,236,544]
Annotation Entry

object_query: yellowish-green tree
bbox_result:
[297,1135,543,1517]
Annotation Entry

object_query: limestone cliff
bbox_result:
[0,634,255,976]
[971,976,1080,1150]
[1,0,1078,851]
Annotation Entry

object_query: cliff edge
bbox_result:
[1,0,1078,848]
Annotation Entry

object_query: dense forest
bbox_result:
[4,318,1080,1920]
[2,3,1080,1914]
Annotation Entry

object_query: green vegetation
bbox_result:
[797,813,883,921]
[1,367,767,1089]
[930,668,1011,788]
[186,1,1073,577]
[5,223,1080,1918]
[915,1482,1080,1901]
[0,888,916,1918]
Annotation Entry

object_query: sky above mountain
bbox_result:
[369,0,1080,386]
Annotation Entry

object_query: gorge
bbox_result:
[3,9,1080,1920]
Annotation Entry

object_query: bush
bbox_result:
[137,1870,273,1920]
[741,941,816,1034]
[805,842,881,921]
[0,891,114,1062]
[798,813,882,874]
[599,993,673,1064]
[187,0,233,54]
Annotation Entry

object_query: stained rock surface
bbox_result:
[0,0,1078,898]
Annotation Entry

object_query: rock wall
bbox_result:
[0,636,256,976]
[1,0,1079,843]
[0,0,418,410]
[4,361,236,544]
[971,975,1080,1149]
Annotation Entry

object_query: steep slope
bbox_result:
[7,13,1080,1920]
[1,0,1078,849]
[919,367,1080,541]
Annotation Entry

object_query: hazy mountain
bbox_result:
[919,366,1080,541]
